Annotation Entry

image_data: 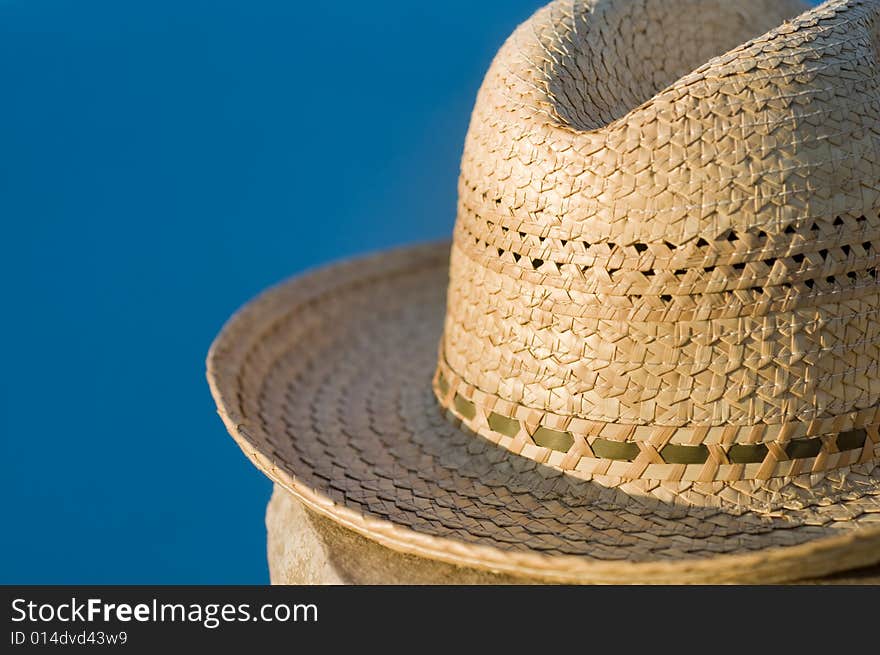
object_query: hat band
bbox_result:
[433,355,880,483]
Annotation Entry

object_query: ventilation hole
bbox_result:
[782,282,792,290]
[634,243,648,253]
[607,242,617,250]
[732,262,745,271]
[703,266,715,273]
[643,269,655,277]
[696,238,709,247]
[512,252,521,262]
[842,244,851,256]
[819,249,829,259]
[793,253,805,264]
[784,224,797,234]
[726,232,738,242]
[560,239,568,247]
[663,241,677,249]
[847,271,857,280]
[785,437,822,459]
[857,215,868,222]
[757,230,768,239]
[497,248,505,257]
[837,428,867,452]
[810,223,821,231]
[607,268,620,275]
[591,438,640,461]
[754,286,764,294]
[863,241,872,251]
[501,226,509,233]
[833,216,844,226]
[518,231,526,239]
[826,276,836,284]
[660,294,672,302]
[495,198,502,205]
[531,258,544,269]
[538,236,546,243]
[869,267,877,277]
[674,269,686,275]
[805,279,815,289]
[727,443,768,464]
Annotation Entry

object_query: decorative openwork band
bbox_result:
[433,356,880,483]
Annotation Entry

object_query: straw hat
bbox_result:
[208,0,880,583]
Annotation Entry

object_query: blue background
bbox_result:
[0,0,820,583]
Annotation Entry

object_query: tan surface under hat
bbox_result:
[208,0,880,583]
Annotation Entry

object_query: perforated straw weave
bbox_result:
[208,0,880,583]
[438,0,880,493]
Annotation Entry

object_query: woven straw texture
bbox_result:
[438,0,880,492]
[208,243,880,583]
[208,0,880,582]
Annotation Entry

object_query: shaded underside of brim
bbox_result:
[207,242,880,584]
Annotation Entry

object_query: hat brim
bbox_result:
[207,242,880,584]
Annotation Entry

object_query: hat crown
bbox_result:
[434,0,880,483]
